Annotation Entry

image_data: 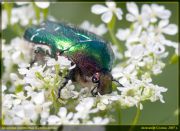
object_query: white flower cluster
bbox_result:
[114,3,178,79]
[2,2,50,30]
[2,38,109,125]
[80,2,178,110]
[1,2,178,126]
[112,2,178,109]
[2,38,33,85]
[91,1,123,23]
[80,20,107,36]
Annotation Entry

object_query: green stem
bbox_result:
[116,102,121,125]
[107,16,123,53]
[43,8,49,20]
[129,104,141,131]
[4,2,13,25]
[32,3,41,24]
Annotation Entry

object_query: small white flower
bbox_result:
[47,107,73,125]
[35,2,50,9]
[126,2,149,28]
[74,97,97,120]
[19,64,45,88]
[116,25,142,44]
[87,117,109,124]
[150,20,178,36]
[2,84,7,93]
[15,2,30,5]
[97,92,120,110]
[2,4,43,28]
[11,92,29,106]
[47,56,72,69]
[116,28,130,41]
[60,80,79,99]
[142,4,171,23]
[91,1,123,23]
[152,62,165,75]
[111,45,123,60]
[129,44,145,59]
[80,20,107,36]
[2,10,8,30]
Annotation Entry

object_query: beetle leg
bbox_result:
[57,67,76,99]
[91,84,98,97]
[57,76,69,99]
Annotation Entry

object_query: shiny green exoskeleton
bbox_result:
[24,20,120,97]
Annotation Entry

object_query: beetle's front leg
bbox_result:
[57,76,70,99]
[57,66,76,99]
[91,85,98,97]
[30,47,51,67]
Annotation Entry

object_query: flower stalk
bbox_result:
[107,15,123,53]
[129,103,141,131]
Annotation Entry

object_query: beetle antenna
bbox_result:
[112,78,124,87]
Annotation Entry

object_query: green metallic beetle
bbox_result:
[24,20,121,97]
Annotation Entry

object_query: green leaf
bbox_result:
[15,84,23,93]
[169,54,179,64]
[35,72,44,80]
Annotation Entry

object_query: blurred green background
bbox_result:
[49,2,179,125]
[2,2,179,125]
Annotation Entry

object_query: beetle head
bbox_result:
[92,71,112,95]
[92,71,123,95]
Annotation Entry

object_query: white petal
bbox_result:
[48,115,60,124]
[106,1,116,8]
[153,44,165,55]
[58,56,71,67]
[139,103,143,110]
[32,92,45,105]
[150,17,157,23]
[18,68,29,75]
[162,24,178,35]
[126,14,136,22]
[47,58,56,66]
[101,11,113,23]
[35,2,50,9]
[141,4,151,15]
[15,2,29,5]
[91,5,108,14]
[10,73,19,81]
[67,112,73,119]
[151,4,164,13]
[116,28,130,41]
[16,109,25,118]
[131,45,145,59]
[58,107,67,118]
[96,24,108,36]
[126,2,139,16]
[97,103,106,110]
[2,85,7,92]
[18,63,30,68]
[157,10,171,19]
[158,20,169,28]
[115,8,123,20]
